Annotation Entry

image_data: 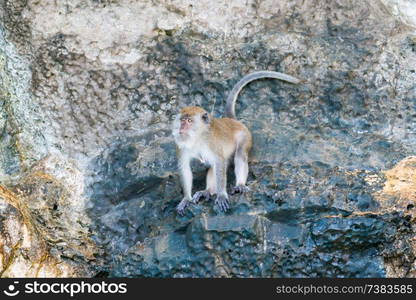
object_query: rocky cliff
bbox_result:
[0,0,415,277]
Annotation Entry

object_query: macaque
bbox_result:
[173,71,300,214]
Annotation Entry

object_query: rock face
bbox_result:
[0,0,415,277]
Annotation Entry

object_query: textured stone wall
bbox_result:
[0,0,415,277]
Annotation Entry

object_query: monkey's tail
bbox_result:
[225,71,301,119]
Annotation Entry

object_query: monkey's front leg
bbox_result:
[176,156,193,216]
[192,167,215,203]
[214,161,230,212]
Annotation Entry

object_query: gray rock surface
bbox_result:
[0,0,415,277]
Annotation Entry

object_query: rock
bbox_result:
[0,0,415,277]
[0,185,94,277]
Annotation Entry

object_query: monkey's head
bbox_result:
[173,106,210,144]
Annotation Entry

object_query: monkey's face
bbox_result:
[173,107,210,145]
[177,113,207,137]
[179,115,193,135]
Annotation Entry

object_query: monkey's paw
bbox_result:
[215,195,230,212]
[231,185,250,195]
[192,190,211,203]
[176,199,190,216]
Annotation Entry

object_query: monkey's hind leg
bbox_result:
[231,143,250,195]
[192,167,216,203]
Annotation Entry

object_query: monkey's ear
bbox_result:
[202,112,210,124]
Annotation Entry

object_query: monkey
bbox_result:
[173,71,300,215]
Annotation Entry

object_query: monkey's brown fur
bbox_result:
[180,106,252,159]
